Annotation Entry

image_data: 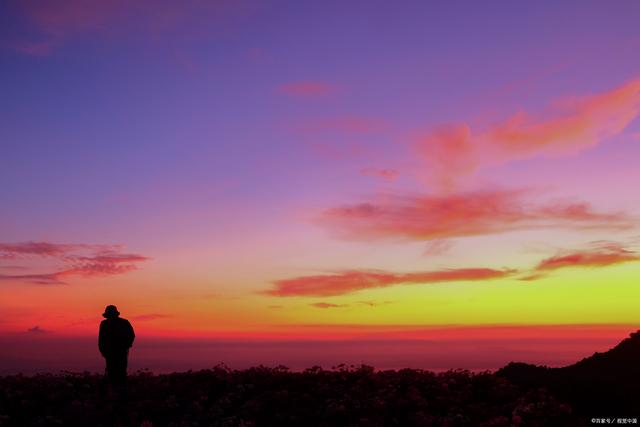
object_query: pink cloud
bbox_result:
[0,242,116,258]
[0,273,65,285]
[361,168,399,181]
[7,0,250,55]
[318,189,632,242]
[65,253,148,264]
[535,241,640,272]
[277,81,335,98]
[415,77,640,188]
[415,124,477,190]
[56,263,138,279]
[56,250,149,280]
[266,267,516,297]
[0,241,148,284]
[5,0,133,55]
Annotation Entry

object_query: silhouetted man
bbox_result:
[99,305,135,386]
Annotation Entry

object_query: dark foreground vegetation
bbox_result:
[3,331,639,427]
[0,365,579,427]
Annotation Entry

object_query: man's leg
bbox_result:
[105,355,116,385]
[113,350,128,386]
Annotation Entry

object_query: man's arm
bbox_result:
[126,320,135,348]
[98,321,107,356]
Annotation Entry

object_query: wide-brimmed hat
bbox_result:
[102,305,120,318]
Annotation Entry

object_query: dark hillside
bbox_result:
[497,330,640,416]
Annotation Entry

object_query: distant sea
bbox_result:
[0,329,627,375]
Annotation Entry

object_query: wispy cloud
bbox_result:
[534,241,640,272]
[310,302,349,309]
[0,242,117,258]
[423,239,454,256]
[517,272,547,282]
[266,267,516,297]
[277,81,335,98]
[356,300,393,307]
[0,241,148,285]
[317,189,632,242]
[0,273,66,285]
[514,241,640,281]
[268,240,640,297]
[415,77,640,189]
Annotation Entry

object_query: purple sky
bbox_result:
[1,0,640,373]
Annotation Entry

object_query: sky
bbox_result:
[1,0,640,373]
